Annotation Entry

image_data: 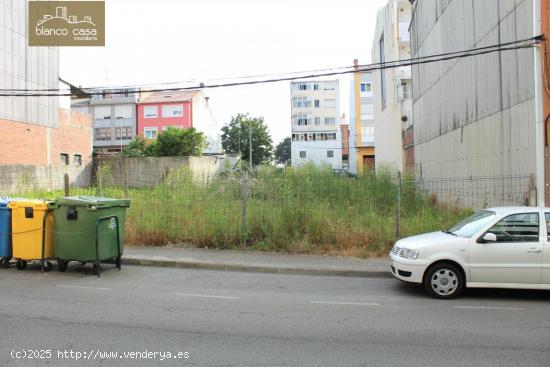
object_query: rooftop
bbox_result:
[138,90,201,104]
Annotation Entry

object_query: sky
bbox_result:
[60,0,388,145]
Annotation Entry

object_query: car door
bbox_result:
[469,211,542,284]
[543,213,550,284]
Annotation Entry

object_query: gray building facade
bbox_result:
[0,0,59,127]
[411,0,536,183]
[72,89,139,153]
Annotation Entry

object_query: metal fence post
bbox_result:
[240,174,249,246]
[124,169,129,199]
[396,171,401,239]
[98,167,103,197]
[63,173,70,197]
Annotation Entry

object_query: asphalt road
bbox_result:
[0,263,549,367]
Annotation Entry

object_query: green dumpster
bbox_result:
[50,196,130,276]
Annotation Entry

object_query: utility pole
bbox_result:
[249,120,253,171]
[533,0,545,207]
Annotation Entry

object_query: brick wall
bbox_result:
[0,119,48,165]
[0,109,92,166]
[50,109,93,167]
[0,108,94,192]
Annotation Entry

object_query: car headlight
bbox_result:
[398,248,419,260]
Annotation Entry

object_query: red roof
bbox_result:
[138,90,200,104]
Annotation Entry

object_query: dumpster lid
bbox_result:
[7,199,52,210]
[54,196,130,208]
[0,196,10,208]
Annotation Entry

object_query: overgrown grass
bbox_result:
[10,165,471,258]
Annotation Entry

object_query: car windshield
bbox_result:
[446,210,496,238]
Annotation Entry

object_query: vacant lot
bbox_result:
[11,166,469,258]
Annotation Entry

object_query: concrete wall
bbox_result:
[191,93,222,154]
[411,0,536,181]
[0,163,93,194]
[95,155,239,188]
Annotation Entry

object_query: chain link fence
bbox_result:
[0,164,534,257]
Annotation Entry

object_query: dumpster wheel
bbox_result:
[42,260,53,272]
[116,256,121,270]
[15,260,27,270]
[0,257,9,268]
[58,260,69,272]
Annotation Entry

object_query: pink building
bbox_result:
[137,91,198,139]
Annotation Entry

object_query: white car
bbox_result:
[390,207,550,299]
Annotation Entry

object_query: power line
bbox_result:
[0,37,540,95]
[4,35,541,94]
[0,36,542,97]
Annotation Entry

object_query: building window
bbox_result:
[73,154,82,166]
[361,126,375,142]
[60,153,69,165]
[314,117,321,125]
[293,82,319,91]
[162,104,184,118]
[115,126,133,140]
[380,33,386,110]
[325,117,336,125]
[327,150,334,158]
[314,100,320,108]
[361,83,373,97]
[144,127,158,139]
[311,132,337,141]
[115,105,133,119]
[299,151,306,158]
[143,106,158,118]
[292,97,312,108]
[323,99,336,108]
[95,127,112,141]
[361,104,374,120]
[94,106,111,120]
[292,114,312,126]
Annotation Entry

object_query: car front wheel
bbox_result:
[424,263,464,299]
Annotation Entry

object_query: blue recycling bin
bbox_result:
[0,197,12,267]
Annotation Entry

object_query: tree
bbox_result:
[221,114,273,166]
[153,127,207,156]
[121,136,149,157]
[274,137,291,165]
[121,128,207,157]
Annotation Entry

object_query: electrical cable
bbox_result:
[0,36,543,97]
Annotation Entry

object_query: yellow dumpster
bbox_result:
[8,200,54,271]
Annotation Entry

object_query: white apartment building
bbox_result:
[372,0,413,172]
[290,80,342,168]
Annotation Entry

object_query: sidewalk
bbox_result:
[122,246,391,278]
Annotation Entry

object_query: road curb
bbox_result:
[121,257,392,278]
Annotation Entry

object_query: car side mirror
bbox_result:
[481,233,497,243]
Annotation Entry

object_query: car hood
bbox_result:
[395,231,467,250]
